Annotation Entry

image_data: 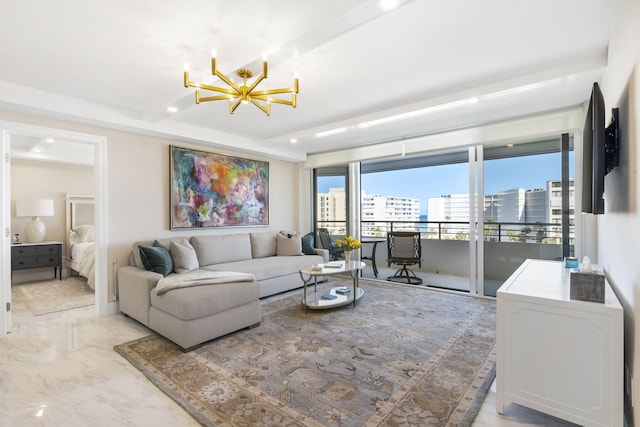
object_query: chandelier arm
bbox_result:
[194,83,238,96]
[229,98,243,114]
[214,70,242,93]
[246,73,266,93]
[250,87,296,96]
[249,99,270,115]
[199,94,238,102]
[251,94,289,104]
[253,96,296,107]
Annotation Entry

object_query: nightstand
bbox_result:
[11,241,63,280]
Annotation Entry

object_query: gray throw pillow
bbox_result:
[139,241,173,276]
[276,231,303,256]
[170,238,200,273]
[301,232,316,255]
[250,232,277,258]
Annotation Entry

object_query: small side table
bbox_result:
[11,241,63,281]
[361,238,385,277]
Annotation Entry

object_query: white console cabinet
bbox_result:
[496,259,623,426]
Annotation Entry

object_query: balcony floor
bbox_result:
[360,261,504,297]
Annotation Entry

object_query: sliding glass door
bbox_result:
[313,166,349,243]
[359,150,472,289]
[311,136,574,298]
[480,138,574,296]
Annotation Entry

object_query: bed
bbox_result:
[66,194,96,290]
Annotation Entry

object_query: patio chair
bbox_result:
[386,231,423,285]
[317,228,344,261]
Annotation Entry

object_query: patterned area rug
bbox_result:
[12,277,94,316]
[115,279,496,426]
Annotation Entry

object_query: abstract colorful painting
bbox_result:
[170,146,269,228]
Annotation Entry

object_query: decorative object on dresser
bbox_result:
[15,198,54,243]
[11,242,63,281]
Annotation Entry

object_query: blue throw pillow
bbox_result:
[301,232,316,255]
[139,240,173,276]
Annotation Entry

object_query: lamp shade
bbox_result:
[16,199,54,217]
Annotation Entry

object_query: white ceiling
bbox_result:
[0,0,616,163]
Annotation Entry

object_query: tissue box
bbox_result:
[570,271,605,303]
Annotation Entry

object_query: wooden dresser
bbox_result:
[11,241,63,280]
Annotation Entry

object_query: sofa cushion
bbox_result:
[150,278,259,321]
[170,238,199,273]
[203,254,323,282]
[301,232,316,255]
[249,232,277,259]
[131,236,190,269]
[277,231,303,256]
[139,241,173,276]
[190,234,252,266]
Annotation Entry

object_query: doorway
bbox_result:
[0,121,109,335]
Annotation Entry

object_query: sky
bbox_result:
[318,152,575,214]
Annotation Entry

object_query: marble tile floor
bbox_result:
[1,298,577,426]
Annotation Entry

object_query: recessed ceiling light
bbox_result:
[45,138,55,143]
[289,138,298,144]
[379,0,399,11]
[167,106,178,113]
[315,127,348,138]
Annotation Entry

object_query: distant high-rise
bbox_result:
[361,192,420,220]
[427,194,470,222]
[427,179,575,226]
[316,188,346,233]
[361,192,420,235]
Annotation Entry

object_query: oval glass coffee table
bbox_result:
[299,261,365,310]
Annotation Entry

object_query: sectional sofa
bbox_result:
[117,231,328,349]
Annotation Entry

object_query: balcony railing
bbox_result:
[317,220,574,245]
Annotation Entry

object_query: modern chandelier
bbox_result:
[183,51,299,115]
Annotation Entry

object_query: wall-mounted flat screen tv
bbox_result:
[581,82,619,215]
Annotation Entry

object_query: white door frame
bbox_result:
[0,121,109,336]
[1,130,11,334]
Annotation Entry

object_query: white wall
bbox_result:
[599,0,640,422]
[0,110,301,301]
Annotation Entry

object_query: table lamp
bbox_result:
[16,198,54,243]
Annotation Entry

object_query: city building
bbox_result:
[316,188,346,234]
[427,179,575,242]
[361,192,420,235]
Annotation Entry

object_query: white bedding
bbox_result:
[70,241,96,290]
[71,241,93,261]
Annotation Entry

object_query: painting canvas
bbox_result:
[170,146,269,228]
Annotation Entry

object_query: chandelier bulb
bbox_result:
[211,48,217,58]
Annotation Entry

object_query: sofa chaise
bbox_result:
[117,231,327,349]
